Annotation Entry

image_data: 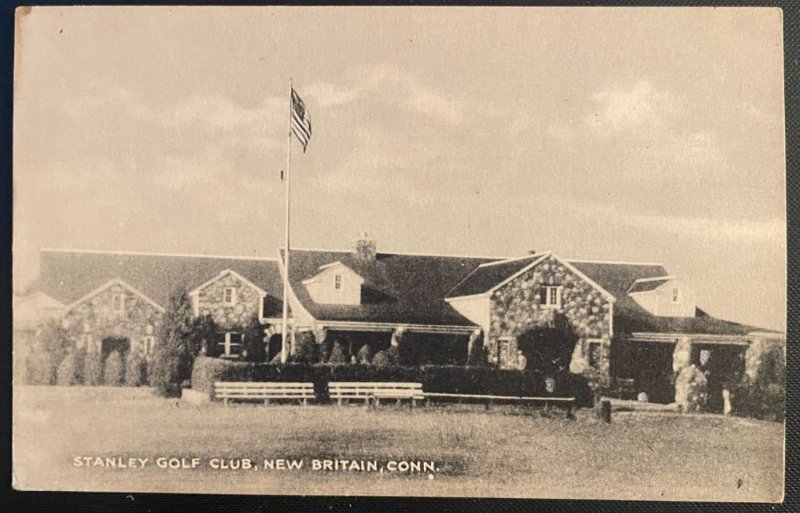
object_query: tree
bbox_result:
[192,314,219,357]
[125,350,147,387]
[291,331,319,364]
[104,350,124,386]
[151,286,195,396]
[56,351,79,385]
[328,342,348,364]
[26,320,72,385]
[83,350,103,385]
[467,335,489,367]
[357,344,373,364]
[241,315,267,362]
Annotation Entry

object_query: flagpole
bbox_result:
[280,78,293,364]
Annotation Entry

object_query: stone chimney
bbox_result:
[354,232,377,261]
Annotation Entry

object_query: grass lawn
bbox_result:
[12,385,784,501]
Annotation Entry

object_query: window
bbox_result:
[143,336,156,355]
[224,287,237,305]
[79,334,92,350]
[113,293,125,313]
[587,339,603,367]
[540,286,562,308]
[216,332,243,358]
[334,274,342,290]
[672,287,680,303]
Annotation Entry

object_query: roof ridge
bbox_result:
[566,258,665,267]
[280,246,509,260]
[477,252,546,268]
[41,248,278,262]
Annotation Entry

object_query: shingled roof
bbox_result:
[282,249,496,326]
[445,254,545,298]
[36,250,284,314]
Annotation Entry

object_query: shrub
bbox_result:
[125,351,147,387]
[104,350,125,386]
[372,350,391,367]
[25,352,56,385]
[291,331,319,364]
[151,287,195,396]
[56,352,79,385]
[84,351,103,385]
[190,357,582,402]
[328,342,348,364]
[468,336,489,367]
[241,315,267,362]
[733,339,785,421]
[357,344,372,364]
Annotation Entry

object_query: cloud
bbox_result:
[588,79,678,132]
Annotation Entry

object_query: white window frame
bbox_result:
[217,332,243,358]
[79,333,92,350]
[541,286,562,309]
[224,287,238,305]
[143,335,156,355]
[334,273,342,290]
[113,293,125,313]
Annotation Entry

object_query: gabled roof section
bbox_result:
[627,276,675,294]
[566,260,670,299]
[64,278,166,313]
[189,269,268,296]
[37,249,283,308]
[445,254,546,298]
[280,248,497,326]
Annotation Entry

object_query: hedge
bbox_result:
[191,356,590,404]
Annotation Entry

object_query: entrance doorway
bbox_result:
[691,343,746,413]
[101,336,130,363]
[632,342,675,404]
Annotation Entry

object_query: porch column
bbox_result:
[466,328,482,365]
[391,326,407,347]
[312,324,328,345]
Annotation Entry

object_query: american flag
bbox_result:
[290,88,312,152]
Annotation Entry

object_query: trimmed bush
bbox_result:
[291,331,319,364]
[25,352,56,385]
[56,352,79,385]
[190,356,582,402]
[104,351,125,386]
[125,351,147,387]
[84,351,103,385]
[357,344,372,364]
[328,342,348,364]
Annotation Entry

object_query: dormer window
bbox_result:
[540,286,562,309]
[224,287,237,305]
[113,294,125,313]
[334,274,342,290]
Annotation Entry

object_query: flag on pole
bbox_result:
[290,88,312,152]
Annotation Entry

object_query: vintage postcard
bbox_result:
[12,6,785,501]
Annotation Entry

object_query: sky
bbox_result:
[13,6,785,330]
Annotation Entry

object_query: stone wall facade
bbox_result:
[487,255,613,384]
[195,272,264,330]
[62,283,163,355]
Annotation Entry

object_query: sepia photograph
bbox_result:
[11,6,786,502]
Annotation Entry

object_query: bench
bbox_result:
[214,382,314,406]
[424,392,576,416]
[328,382,425,407]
